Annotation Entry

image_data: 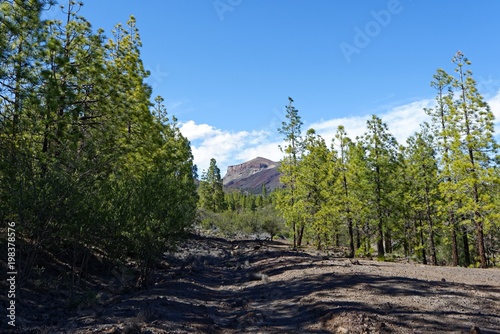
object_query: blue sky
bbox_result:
[46,1,500,173]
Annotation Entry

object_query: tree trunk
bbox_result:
[403,231,409,258]
[377,218,384,257]
[450,213,459,267]
[428,226,437,266]
[461,224,471,267]
[457,56,487,268]
[356,222,361,250]
[384,231,392,254]
[348,218,355,258]
[471,181,487,268]
[364,221,371,255]
[297,223,305,247]
[418,220,427,265]
[475,218,487,268]
[316,234,322,250]
[425,190,438,265]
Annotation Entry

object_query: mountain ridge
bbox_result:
[223,157,282,194]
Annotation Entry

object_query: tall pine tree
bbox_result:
[276,97,304,248]
[199,158,226,213]
[362,115,398,257]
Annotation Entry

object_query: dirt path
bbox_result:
[16,234,500,333]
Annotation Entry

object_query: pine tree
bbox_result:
[347,139,373,255]
[295,129,333,249]
[426,52,498,267]
[1,3,199,285]
[332,126,358,257]
[362,115,398,257]
[405,124,441,265]
[0,0,51,278]
[276,97,304,248]
[425,68,460,266]
[199,158,226,213]
[448,52,497,268]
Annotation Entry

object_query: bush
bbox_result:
[198,205,286,239]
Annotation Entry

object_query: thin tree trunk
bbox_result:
[450,213,459,267]
[375,165,384,257]
[297,224,305,247]
[418,219,427,265]
[355,222,361,250]
[461,224,471,267]
[475,218,487,268]
[456,59,487,269]
[428,226,437,265]
[425,188,438,265]
[292,221,297,249]
[384,231,392,254]
[403,226,409,258]
[471,183,487,267]
[348,218,355,258]
[377,217,384,257]
[342,172,355,258]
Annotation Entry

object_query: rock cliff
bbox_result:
[223,157,282,194]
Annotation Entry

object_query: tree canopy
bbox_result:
[0,0,198,285]
[275,52,499,266]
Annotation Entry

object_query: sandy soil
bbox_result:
[9,234,500,333]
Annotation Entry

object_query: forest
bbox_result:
[273,69,500,268]
[0,0,198,285]
[1,0,499,301]
[198,57,500,269]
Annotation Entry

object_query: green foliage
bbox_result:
[402,124,442,265]
[295,129,334,249]
[198,204,286,240]
[332,126,365,257]
[269,54,499,267]
[361,115,399,256]
[276,97,304,247]
[355,243,374,258]
[259,205,287,240]
[0,2,197,286]
[424,52,498,267]
[198,158,226,212]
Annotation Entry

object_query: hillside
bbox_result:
[223,157,282,194]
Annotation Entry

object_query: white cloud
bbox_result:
[309,98,435,145]
[179,120,218,141]
[180,90,500,176]
[382,99,435,143]
[488,89,500,133]
[235,141,284,164]
[179,121,281,175]
[308,116,368,142]
[309,90,500,146]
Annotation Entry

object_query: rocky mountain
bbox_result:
[223,157,282,194]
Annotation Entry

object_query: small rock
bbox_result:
[337,326,348,334]
[470,326,481,334]
[249,272,269,283]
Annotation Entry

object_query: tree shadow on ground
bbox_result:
[12,235,500,333]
